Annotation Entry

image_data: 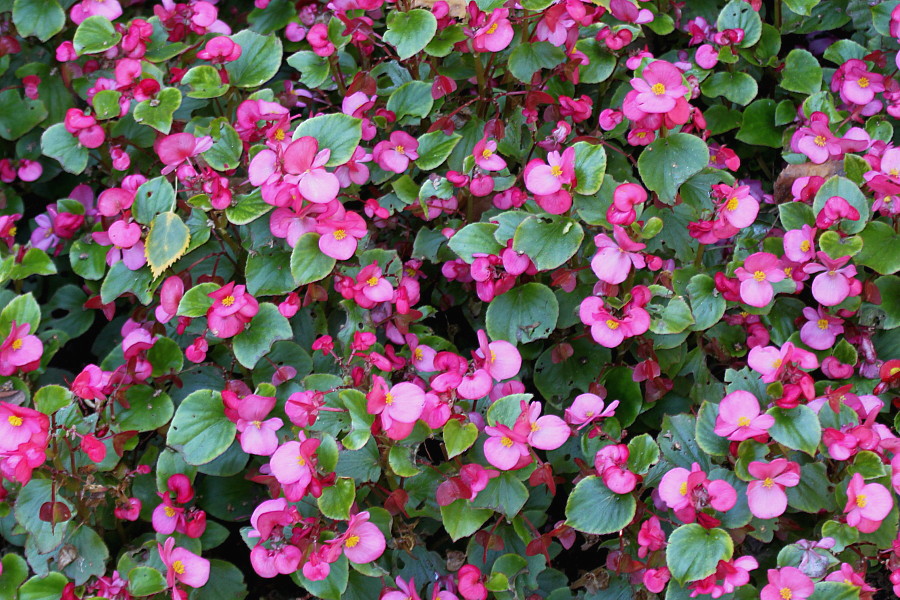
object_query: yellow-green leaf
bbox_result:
[145,212,190,279]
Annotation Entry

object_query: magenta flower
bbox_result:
[783,225,817,263]
[158,537,210,592]
[157,132,213,175]
[658,463,737,524]
[524,146,575,196]
[0,322,43,376]
[564,393,618,430]
[382,577,422,600]
[331,511,386,564]
[791,112,869,164]
[473,138,507,172]
[799,306,844,350]
[155,275,185,324]
[282,136,340,203]
[844,473,893,533]
[235,394,284,456]
[748,342,819,383]
[316,209,367,260]
[373,131,418,173]
[629,60,688,114]
[366,380,426,431]
[0,402,47,453]
[70,0,123,26]
[590,226,646,284]
[803,252,858,307]
[734,252,785,307]
[637,516,666,558]
[833,59,884,105]
[483,422,530,470]
[206,282,259,339]
[714,390,774,441]
[471,9,514,53]
[761,567,813,600]
[473,329,521,381]
[268,436,319,487]
[594,444,637,494]
[250,544,302,579]
[714,184,759,229]
[524,401,570,451]
[746,459,800,519]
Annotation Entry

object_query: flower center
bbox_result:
[7,415,22,427]
[858,77,869,88]
[367,276,379,287]
[890,168,899,177]
[762,477,774,488]
[384,392,394,405]
[221,295,235,307]
[817,319,828,330]
[780,587,792,600]
[297,456,306,466]
[679,482,688,496]
[487,23,498,35]
[651,82,666,95]
[772,359,783,368]
[737,416,751,427]
[783,267,793,276]
[800,240,810,252]
[530,422,540,432]
[753,270,766,282]
[550,165,563,177]
[606,319,620,330]
[274,128,285,141]
[813,135,827,147]
[726,197,739,211]
[172,560,185,575]
[395,145,405,155]
[585,411,594,417]
[482,148,493,158]
[333,229,347,241]
[856,494,868,508]
[345,534,360,548]
[636,131,647,138]
[500,436,514,448]
[252,420,262,428]
[8,226,16,236]
[164,506,176,517]
[414,348,423,361]
[11,339,22,350]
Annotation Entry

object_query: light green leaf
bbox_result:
[294,114,363,167]
[225,30,283,88]
[667,524,733,584]
[145,212,191,279]
[290,233,337,285]
[383,9,437,60]
[73,15,121,55]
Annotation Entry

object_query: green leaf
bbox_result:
[182,65,229,99]
[875,276,900,330]
[232,303,292,368]
[781,49,822,95]
[128,567,167,596]
[286,51,330,88]
[626,434,660,474]
[512,215,584,271]
[574,38,616,84]
[290,233,337,285]
[808,582,860,600]
[637,133,709,204]
[225,30,283,88]
[573,141,607,195]
[443,419,479,458]
[294,114,363,167]
[415,131,462,171]
[317,477,356,520]
[508,42,566,83]
[168,390,236,465]
[603,366,643,427]
[0,89,47,141]
[424,24,467,57]
[486,283,559,345]
[92,89,122,120]
[716,0,761,47]
[63,525,109,585]
[34,385,71,415]
[383,9,437,60]
[857,221,900,275]
[177,282,220,317]
[41,123,88,174]
[386,80,434,120]
[650,297,695,334]
[696,401,731,456]
[819,230,862,260]
[736,99,782,147]
[133,177,176,225]
[100,262,154,304]
[687,274,726,331]
[440,499,494,541]
[204,119,243,171]
[246,249,295,296]
[73,15,121,55]
[667,524,733,584]
[117,386,174,432]
[784,0,820,16]
[0,554,28,600]
[19,572,68,600]
[812,176,869,234]
[779,201,815,230]
[767,405,821,455]
[565,475,636,534]
[472,471,529,518]
[133,88,182,134]
[226,190,272,225]
[448,223,504,263]
[0,292,41,333]
[13,0,64,42]
[701,71,758,105]
[15,479,72,553]
[145,212,191,279]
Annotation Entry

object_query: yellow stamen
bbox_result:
[726,197,739,211]
[753,270,766,282]
[333,229,347,241]
[395,145,405,155]
[384,392,393,406]
[679,482,688,496]
[817,319,828,330]
[606,320,619,330]
[486,23,498,35]
[11,339,22,350]
[345,535,360,548]
[737,416,751,427]
[772,359,783,368]
[7,415,22,427]
[366,276,379,286]
[172,560,185,575]
[164,506,176,517]
[651,82,666,95]
[482,148,493,158]
[762,477,774,488]
[221,295,235,307]
[813,135,827,147]
[274,128,285,141]
[856,494,868,508]
[780,587,792,600]
[500,436,513,448]
[800,240,810,252]
[550,165,563,177]
[857,77,869,89]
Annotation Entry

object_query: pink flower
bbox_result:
[658,463,737,524]
[158,537,210,591]
[629,60,688,114]
[473,329,521,381]
[366,379,426,431]
[799,306,844,350]
[197,36,242,63]
[815,195,860,230]
[316,210,367,260]
[471,9,514,53]
[331,511,386,563]
[206,282,259,338]
[746,459,800,519]
[734,252,785,307]
[760,567,814,600]
[0,402,48,453]
[483,422,530,470]
[250,545,302,579]
[564,393,618,430]
[523,146,575,196]
[235,394,283,456]
[0,322,43,376]
[157,133,214,176]
[473,138,507,172]
[594,444,637,494]
[844,473,893,533]
[803,252,858,307]
[457,565,488,600]
[590,226,646,284]
[783,225,817,263]
[637,516,666,558]
[714,390,774,441]
[748,342,819,383]
[714,184,759,228]
[524,401,570,451]
[70,0,122,25]
[383,577,422,600]
[833,59,884,105]
[791,112,869,164]
[269,436,319,487]
[373,131,418,173]
[155,276,186,324]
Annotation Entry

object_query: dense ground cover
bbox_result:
[0,0,898,598]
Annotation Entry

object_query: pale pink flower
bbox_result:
[158,537,210,591]
[473,138,507,171]
[746,459,800,519]
[844,473,893,533]
[760,567,813,600]
[523,147,575,196]
[714,390,774,441]
[799,306,844,350]
[629,60,688,114]
[734,252,785,307]
[373,131,418,173]
[564,393,618,430]
[783,225,817,263]
[590,226,646,284]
